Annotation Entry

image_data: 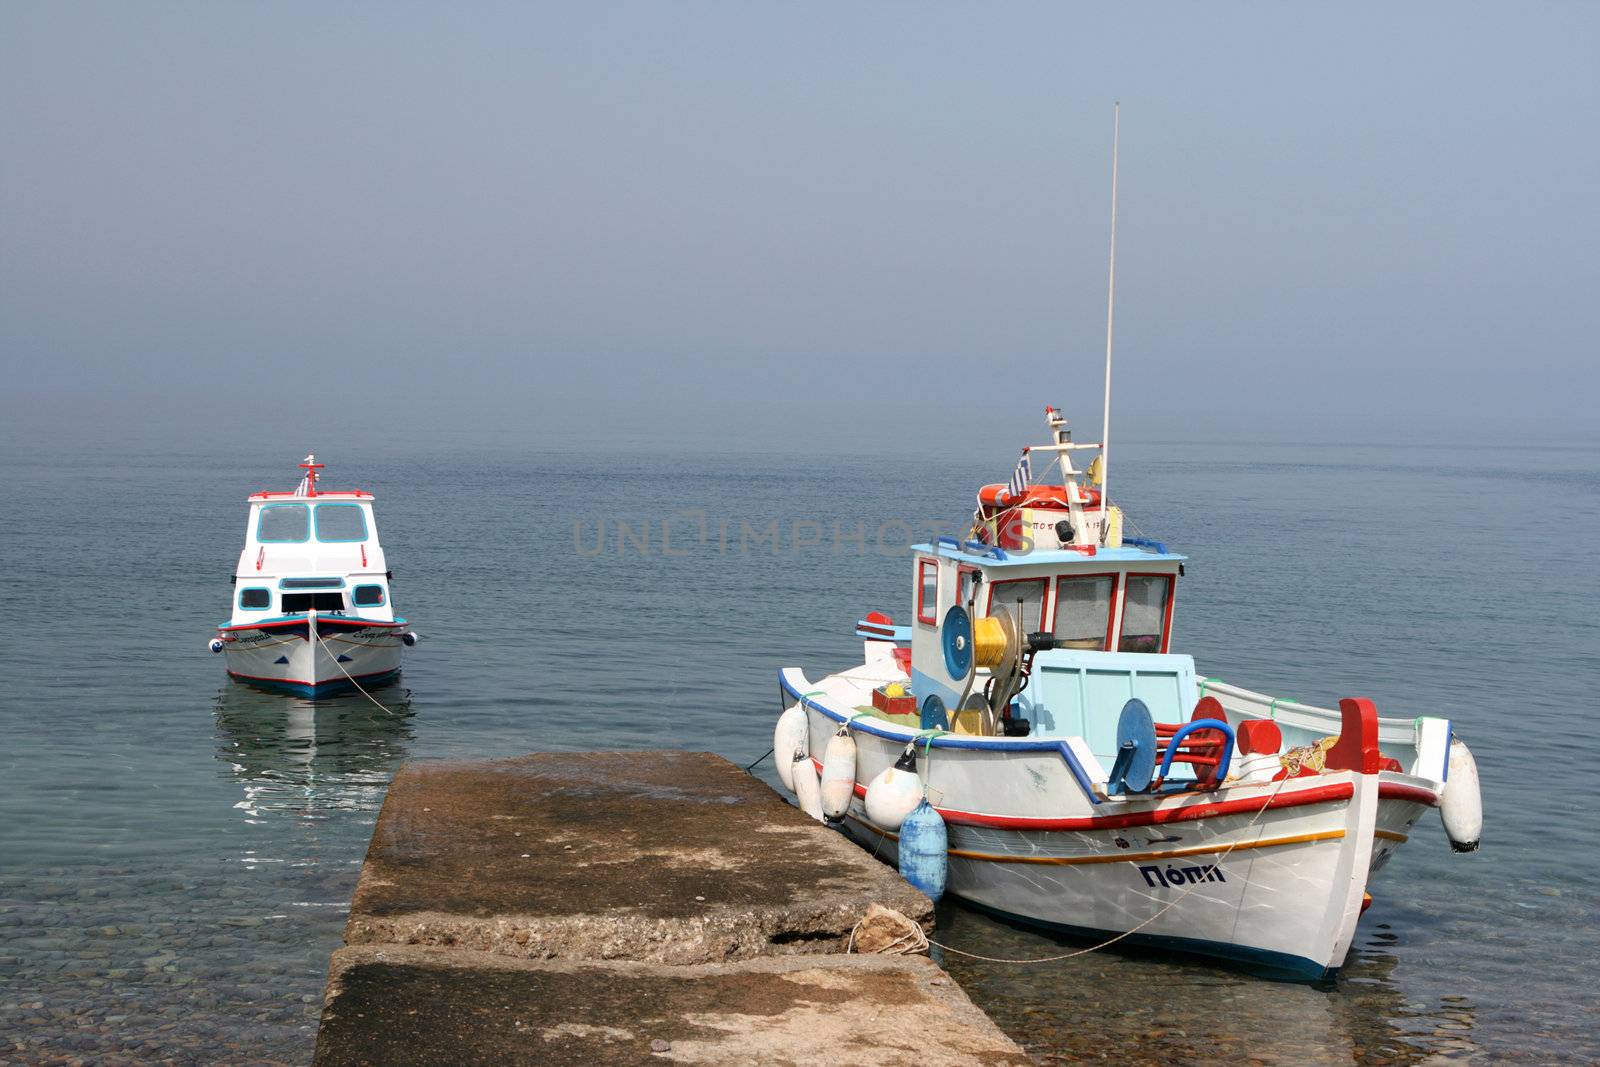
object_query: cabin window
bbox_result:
[257,504,310,543]
[238,587,271,610]
[956,566,980,610]
[1119,574,1173,653]
[1053,574,1115,650]
[281,592,345,613]
[352,584,386,607]
[916,560,938,625]
[988,578,1047,632]
[314,504,368,542]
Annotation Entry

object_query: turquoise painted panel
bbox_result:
[1019,650,1199,763]
[1131,671,1187,726]
[1084,670,1135,757]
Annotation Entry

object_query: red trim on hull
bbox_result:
[227,667,397,687]
[1377,782,1439,807]
[817,756,1357,831]
[218,617,405,634]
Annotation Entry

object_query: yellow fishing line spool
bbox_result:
[972,616,1008,669]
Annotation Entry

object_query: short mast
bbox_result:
[297,453,323,497]
[1099,102,1120,542]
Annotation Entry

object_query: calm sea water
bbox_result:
[1,439,1596,1064]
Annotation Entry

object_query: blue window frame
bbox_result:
[352,584,386,607]
[314,504,368,543]
[257,504,310,543]
[238,587,272,610]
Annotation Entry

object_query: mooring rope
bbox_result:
[864,770,1296,966]
[313,629,398,717]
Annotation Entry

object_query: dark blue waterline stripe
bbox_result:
[227,668,401,700]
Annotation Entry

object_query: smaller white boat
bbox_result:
[209,455,418,698]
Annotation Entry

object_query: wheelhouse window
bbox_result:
[1119,574,1173,653]
[281,592,345,613]
[314,504,367,542]
[956,566,980,611]
[916,560,938,626]
[238,587,271,610]
[257,504,310,543]
[988,578,1047,632]
[1052,574,1115,650]
[352,584,386,607]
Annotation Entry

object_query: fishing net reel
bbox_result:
[969,607,1062,735]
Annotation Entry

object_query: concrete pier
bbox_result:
[314,751,1029,1065]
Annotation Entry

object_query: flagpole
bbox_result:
[1099,102,1120,542]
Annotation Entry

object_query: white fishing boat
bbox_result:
[209,455,418,698]
[772,109,1481,980]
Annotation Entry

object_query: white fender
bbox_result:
[773,704,808,792]
[791,749,825,822]
[1233,752,1281,785]
[865,747,924,831]
[819,726,858,820]
[1440,738,1482,853]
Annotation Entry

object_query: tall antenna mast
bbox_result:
[1099,102,1120,541]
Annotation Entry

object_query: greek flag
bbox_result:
[1007,450,1031,501]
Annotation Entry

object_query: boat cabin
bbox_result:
[911,540,1180,649]
[229,459,394,625]
[905,538,1184,730]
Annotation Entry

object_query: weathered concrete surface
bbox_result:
[314,945,1032,1067]
[345,751,933,964]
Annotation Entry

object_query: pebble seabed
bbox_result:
[1,863,347,1066]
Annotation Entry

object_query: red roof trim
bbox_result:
[249,491,373,500]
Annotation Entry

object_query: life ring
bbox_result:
[977,483,1101,510]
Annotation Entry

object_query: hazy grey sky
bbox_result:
[2,3,1595,452]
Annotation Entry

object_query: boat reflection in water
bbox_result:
[212,682,415,826]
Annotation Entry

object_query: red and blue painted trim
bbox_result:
[218,615,407,634]
[227,667,401,699]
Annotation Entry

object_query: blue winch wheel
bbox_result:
[920,694,950,731]
[1109,698,1158,794]
[941,605,974,679]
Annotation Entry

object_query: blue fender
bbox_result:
[898,800,948,902]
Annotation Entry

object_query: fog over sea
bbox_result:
[2,432,1595,1064]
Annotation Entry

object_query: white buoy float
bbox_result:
[791,748,825,822]
[819,726,858,820]
[773,704,808,792]
[865,746,924,831]
[1440,738,1482,853]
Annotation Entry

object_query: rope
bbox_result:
[846,914,930,956]
[909,771,1296,965]
[313,629,398,717]
[753,689,830,775]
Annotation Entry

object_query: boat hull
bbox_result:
[221,617,403,699]
[833,782,1384,980]
[782,669,1438,980]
